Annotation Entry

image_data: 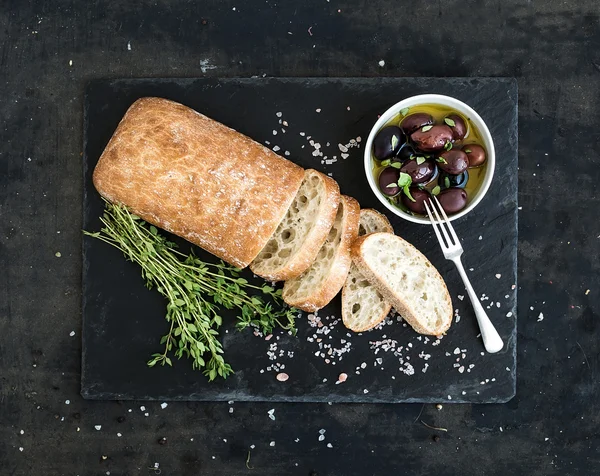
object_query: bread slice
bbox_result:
[282,195,360,312]
[351,233,453,335]
[342,209,394,332]
[250,169,340,281]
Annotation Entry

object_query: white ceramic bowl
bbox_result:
[364,94,495,224]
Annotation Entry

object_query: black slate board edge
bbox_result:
[81,77,518,403]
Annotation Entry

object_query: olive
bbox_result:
[378,167,400,196]
[445,114,467,140]
[396,144,416,162]
[463,144,486,167]
[437,188,468,214]
[373,126,404,161]
[402,188,430,215]
[399,113,434,135]
[437,149,469,175]
[439,170,469,190]
[410,125,453,152]
[400,158,436,184]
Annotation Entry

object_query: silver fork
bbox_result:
[424,197,504,354]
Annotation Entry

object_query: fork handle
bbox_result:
[452,257,504,354]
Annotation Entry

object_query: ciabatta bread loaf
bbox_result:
[93,97,305,268]
[282,195,360,312]
[250,169,340,281]
[350,232,453,335]
[342,209,394,332]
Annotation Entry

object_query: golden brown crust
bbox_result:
[282,195,360,311]
[350,233,453,335]
[92,97,305,268]
[250,169,341,281]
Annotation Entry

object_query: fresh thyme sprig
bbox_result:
[84,201,297,381]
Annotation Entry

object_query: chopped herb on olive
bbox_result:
[421,125,433,132]
[416,156,426,165]
[432,185,441,196]
[444,117,456,127]
[400,107,410,116]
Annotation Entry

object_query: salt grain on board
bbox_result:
[276,372,289,381]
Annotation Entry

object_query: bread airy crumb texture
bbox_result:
[92,97,305,268]
[250,169,340,281]
[282,195,360,312]
[342,209,394,332]
[351,232,453,335]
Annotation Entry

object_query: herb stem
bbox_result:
[84,200,297,380]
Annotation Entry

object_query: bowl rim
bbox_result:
[363,94,496,224]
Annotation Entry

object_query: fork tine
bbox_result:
[432,196,460,245]
[427,199,454,247]
[424,200,448,249]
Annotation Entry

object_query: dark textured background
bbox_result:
[1,1,598,475]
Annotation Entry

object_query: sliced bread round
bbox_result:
[250,169,340,281]
[282,195,360,312]
[350,232,453,335]
[342,209,394,332]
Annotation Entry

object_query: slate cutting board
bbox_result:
[82,77,518,403]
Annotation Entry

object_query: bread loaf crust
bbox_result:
[92,97,305,268]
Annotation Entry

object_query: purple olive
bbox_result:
[396,144,416,162]
[400,113,434,135]
[437,149,469,175]
[411,125,453,152]
[438,188,468,213]
[373,126,404,161]
[400,158,436,184]
[402,188,430,214]
[445,114,467,140]
[463,144,486,167]
[439,170,469,190]
[378,167,400,196]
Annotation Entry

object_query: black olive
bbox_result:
[402,188,430,214]
[438,188,468,213]
[373,126,404,161]
[411,125,454,152]
[439,170,469,190]
[437,150,469,175]
[378,167,400,196]
[445,114,467,140]
[463,144,486,167]
[400,113,433,135]
[400,158,436,184]
[396,143,416,162]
